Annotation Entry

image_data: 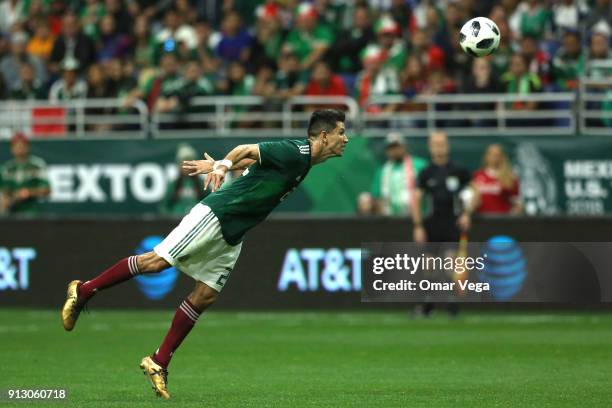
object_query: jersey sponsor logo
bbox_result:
[299,145,310,155]
[0,247,36,291]
[133,236,179,300]
[277,248,362,292]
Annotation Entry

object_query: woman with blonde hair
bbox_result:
[472,144,522,214]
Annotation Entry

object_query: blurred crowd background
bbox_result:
[0,0,609,112]
[0,0,610,218]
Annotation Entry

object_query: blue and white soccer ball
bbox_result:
[459,17,501,57]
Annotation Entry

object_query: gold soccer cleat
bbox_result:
[140,356,170,399]
[61,280,86,331]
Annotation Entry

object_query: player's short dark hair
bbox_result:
[307,109,345,138]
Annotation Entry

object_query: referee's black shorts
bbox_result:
[424,217,460,255]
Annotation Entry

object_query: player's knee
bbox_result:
[136,252,170,274]
[188,283,218,311]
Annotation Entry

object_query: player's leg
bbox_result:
[61,252,170,331]
[140,281,218,399]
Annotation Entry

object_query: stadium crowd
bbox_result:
[0,0,609,117]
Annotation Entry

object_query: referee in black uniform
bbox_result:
[411,131,474,316]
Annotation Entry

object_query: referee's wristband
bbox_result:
[213,159,233,171]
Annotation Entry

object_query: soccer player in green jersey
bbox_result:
[61,109,348,399]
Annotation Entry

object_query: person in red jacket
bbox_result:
[304,60,347,111]
[472,144,522,214]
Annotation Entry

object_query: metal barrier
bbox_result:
[0,98,148,140]
[362,93,577,136]
[151,95,359,138]
[0,89,608,139]
[579,60,612,136]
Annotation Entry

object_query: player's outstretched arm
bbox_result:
[182,148,259,177]
[204,144,260,192]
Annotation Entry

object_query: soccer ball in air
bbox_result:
[459,17,501,57]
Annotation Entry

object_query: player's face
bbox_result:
[428,132,449,162]
[326,122,348,157]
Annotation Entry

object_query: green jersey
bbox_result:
[0,155,49,214]
[203,139,311,245]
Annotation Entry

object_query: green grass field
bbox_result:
[1,310,611,407]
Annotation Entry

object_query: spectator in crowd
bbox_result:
[274,48,308,100]
[355,45,400,111]
[582,0,611,33]
[472,143,521,214]
[10,62,46,100]
[248,4,284,73]
[501,53,541,111]
[284,2,334,70]
[553,0,586,33]
[446,29,472,84]
[216,11,253,65]
[49,57,89,101]
[154,8,197,64]
[1,31,47,92]
[86,63,111,99]
[517,0,552,39]
[588,31,610,69]
[0,133,50,216]
[551,30,585,91]
[126,53,182,111]
[327,4,374,74]
[490,17,514,78]
[171,60,214,119]
[27,18,56,61]
[252,64,276,97]
[96,14,130,61]
[131,15,155,70]
[106,58,136,99]
[85,63,113,131]
[218,61,254,97]
[160,143,205,216]
[400,55,427,98]
[175,0,198,26]
[304,60,347,110]
[370,132,428,216]
[409,28,445,72]
[0,0,24,33]
[461,58,501,127]
[49,13,97,75]
[313,0,346,34]
[79,0,105,39]
[520,35,551,87]
[373,14,407,71]
[23,0,51,34]
[105,0,133,35]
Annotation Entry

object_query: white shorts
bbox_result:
[154,203,242,292]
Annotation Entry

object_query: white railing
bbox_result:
[362,93,577,136]
[150,95,359,138]
[0,90,609,139]
[0,98,148,140]
[579,60,612,136]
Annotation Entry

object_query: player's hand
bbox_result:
[413,225,426,244]
[204,168,226,192]
[457,213,471,232]
[182,153,215,176]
